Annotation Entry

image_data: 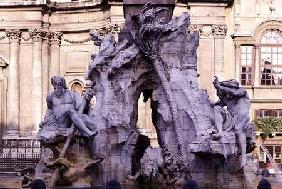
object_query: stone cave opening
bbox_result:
[131,89,163,177]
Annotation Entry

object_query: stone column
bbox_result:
[212,25,227,79]
[30,29,43,131]
[41,31,49,116]
[49,32,62,91]
[5,30,21,135]
[234,43,241,81]
[196,24,215,98]
[0,60,8,136]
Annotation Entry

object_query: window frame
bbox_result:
[255,109,282,118]
[259,31,282,87]
[240,45,255,86]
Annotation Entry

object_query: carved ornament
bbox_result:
[48,31,63,45]
[29,29,47,42]
[189,24,227,38]
[5,30,22,43]
[0,57,8,67]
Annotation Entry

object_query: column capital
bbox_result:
[212,24,227,37]
[48,31,63,45]
[5,30,22,43]
[188,24,227,38]
[29,29,45,42]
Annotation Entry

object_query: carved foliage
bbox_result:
[189,24,227,37]
[5,30,22,42]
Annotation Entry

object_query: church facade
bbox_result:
[0,0,282,165]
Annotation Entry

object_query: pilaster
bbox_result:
[5,29,21,136]
[29,29,43,131]
[48,31,62,91]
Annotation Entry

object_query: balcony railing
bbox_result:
[0,138,43,174]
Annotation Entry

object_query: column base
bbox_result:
[20,130,38,139]
[3,130,20,139]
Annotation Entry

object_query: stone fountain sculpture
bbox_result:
[38,76,102,187]
[37,2,255,188]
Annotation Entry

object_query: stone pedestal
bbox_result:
[0,176,23,189]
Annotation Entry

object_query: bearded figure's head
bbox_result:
[51,76,68,97]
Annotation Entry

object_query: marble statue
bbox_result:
[212,76,251,167]
[38,76,101,187]
[36,2,255,188]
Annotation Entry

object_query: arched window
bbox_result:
[260,31,282,86]
[71,82,83,95]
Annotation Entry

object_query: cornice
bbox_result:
[46,0,107,12]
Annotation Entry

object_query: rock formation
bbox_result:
[37,3,255,188]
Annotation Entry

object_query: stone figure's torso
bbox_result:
[226,96,250,116]
[51,91,76,127]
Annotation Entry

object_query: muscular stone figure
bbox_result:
[46,76,97,138]
[213,76,250,167]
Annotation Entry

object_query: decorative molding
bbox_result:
[48,31,63,45]
[21,32,31,41]
[0,32,6,41]
[212,24,227,37]
[2,24,124,45]
[189,24,227,38]
[63,24,124,44]
[62,36,90,44]
[0,57,8,67]
[29,29,45,42]
[5,30,22,43]
[253,20,282,43]
[95,24,124,36]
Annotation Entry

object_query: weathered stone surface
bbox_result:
[38,76,101,187]
[37,2,254,188]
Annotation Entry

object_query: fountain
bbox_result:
[35,1,256,188]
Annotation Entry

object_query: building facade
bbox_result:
[1,0,282,164]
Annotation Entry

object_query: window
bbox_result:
[240,46,253,86]
[260,31,282,86]
[260,145,282,164]
[255,109,282,118]
[71,82,83,95]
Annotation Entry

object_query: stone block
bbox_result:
[0,176,23,189]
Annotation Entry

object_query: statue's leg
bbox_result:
[213,105,224,139]
[235,115,248,167]
[236,132,247,167]
[68,110,97,137]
